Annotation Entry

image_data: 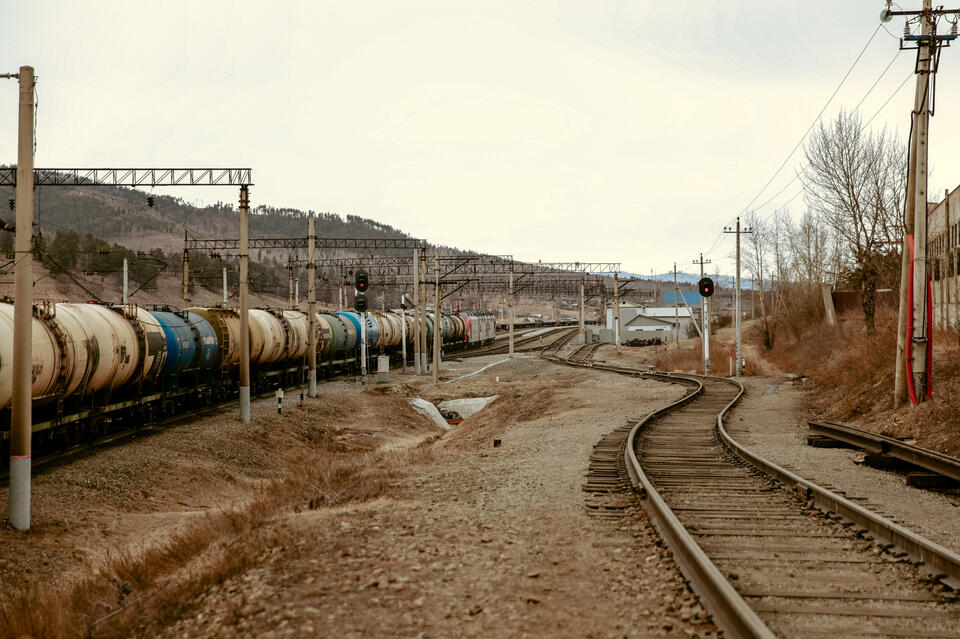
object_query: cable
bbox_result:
[737,23,883,215]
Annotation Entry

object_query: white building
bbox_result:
[595,303,696,344]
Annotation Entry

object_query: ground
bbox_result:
[3,342,959,638]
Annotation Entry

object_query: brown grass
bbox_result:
[0,408,434,638]
[757,310,960,457]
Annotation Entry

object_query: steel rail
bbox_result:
[808,420,960,483]
[544,342,960,633]
[622,374,776,639]
[722,413,960,589]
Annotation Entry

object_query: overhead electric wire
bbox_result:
[735,23,883,216]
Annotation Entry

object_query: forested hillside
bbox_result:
[0,182,460,307]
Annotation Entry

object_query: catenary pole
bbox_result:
[222,267,228,304]
[421,250,429,373]
[508,261,515,357]
[10,65,35,531]
[239,185,251,422]
[413,248,421,374]
[433,251,441,383]
[614,272,621,354]
[122,257,128,305]
[308,215,317,397]
[401,293,408,375]
[578,276,585,344]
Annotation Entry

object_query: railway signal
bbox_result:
[698,277,714,297]
[354,292,368,312]
[355,269,369,293]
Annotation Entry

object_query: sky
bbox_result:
[2,1,958,277]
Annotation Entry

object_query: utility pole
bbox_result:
[308,215,317,397]
[673,263,680,345]
[888,0,959,406]
[9,65,34,531]
[694,253,712,375]
[613,272,621,354]
[724,218,752,377]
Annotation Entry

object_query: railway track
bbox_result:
[463,325,576,357]
[544,343,960,638]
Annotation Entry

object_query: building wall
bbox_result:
[928,187,960,330]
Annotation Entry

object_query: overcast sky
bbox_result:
[2,1,957,276]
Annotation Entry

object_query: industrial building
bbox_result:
[585,302,695,344]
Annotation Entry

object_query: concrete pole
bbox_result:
[578,277,585,344]
[10,65,35,531]
[704,296,711,376]
[432,251,441,383]
[401,294,408,375]
[222,267,228,304]
[308,215,317,397]
[361,309,367,382]
[614,272,621,355]
[413,248,421,374]
[421,251,429,372]
[182,247,190,307]
[735,217,743,377]
[911,2,934,402]
[673,263,680,345]
[239,185,251,423]
[295,277,299,307]
[381,282,385,312]
[288,261,294,308]
[699,253,710,375]
[122,257,129,305]
[508,261,515,357]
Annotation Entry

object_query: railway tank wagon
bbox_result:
[0,303,498,463]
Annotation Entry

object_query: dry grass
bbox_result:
[757,310,960,456]
[0,408,435,639]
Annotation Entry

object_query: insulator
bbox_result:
[905,21,912,37]
[147,195,155,208]
[7,198,13,211]
[952,20,958,36]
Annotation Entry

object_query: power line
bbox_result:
[736,23,883,215]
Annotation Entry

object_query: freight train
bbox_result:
[0,301,495,457]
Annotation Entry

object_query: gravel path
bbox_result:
[726,376,960,554]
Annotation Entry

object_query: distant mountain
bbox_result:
[613,271,754,290]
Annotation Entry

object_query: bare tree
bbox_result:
[741,211,776,348]
[802,110,906,331]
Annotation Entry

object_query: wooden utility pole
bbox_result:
[9,65,34,531]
